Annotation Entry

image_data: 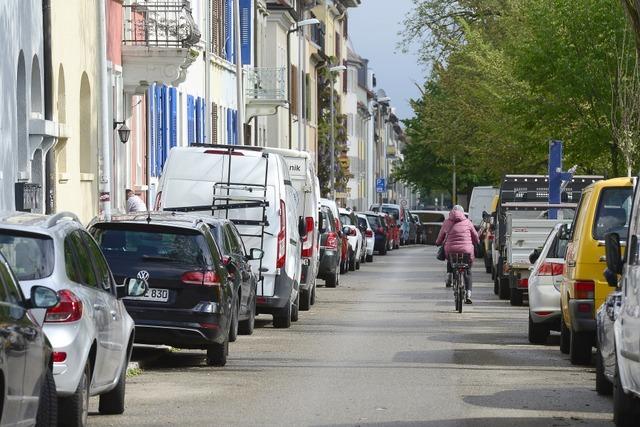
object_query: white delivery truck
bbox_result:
[263,147,320,311]
[155,145,303,329]
[468,186,499,228]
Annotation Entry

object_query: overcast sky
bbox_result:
[348,0,423,120]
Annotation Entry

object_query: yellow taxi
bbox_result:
[561,177,634,365]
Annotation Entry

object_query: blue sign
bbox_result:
[376,178,386,193]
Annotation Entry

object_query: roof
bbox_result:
[262,147,311,160]
[586,176,635,190]
[0,211,81,230]
[92,211,207,230]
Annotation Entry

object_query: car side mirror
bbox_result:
[298,217,307,238]
[342,226,350,235]
[529,249,541,265]
[247,248,264,261]
[28,286,59,309]
[604,232,623,287]
[122,278,149,298]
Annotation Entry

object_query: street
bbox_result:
[89,246,612,427]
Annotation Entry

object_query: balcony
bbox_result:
[122,1,201,92]
[245,67,288,119]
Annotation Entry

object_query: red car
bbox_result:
[379,213,396,252]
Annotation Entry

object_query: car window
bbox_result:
[593,187,633,241]
[0,262,26,320]
[0,230,54,281]
[68,231,99,288]
[80,231,113,292]
[366,215,380,228]
[222,227,234,254]
[64,236,82,283]
[357,217,368,229]
[340,214,353,226]
[228,224,247,255]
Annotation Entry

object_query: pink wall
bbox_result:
[107,0,122,65]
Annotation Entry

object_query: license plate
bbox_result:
[127,288,169,303]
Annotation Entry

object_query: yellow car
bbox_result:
[561,177,634,365]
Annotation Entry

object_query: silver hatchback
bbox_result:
[0,211,145,427]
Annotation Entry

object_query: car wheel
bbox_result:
[291,292,299,322]
[238,295,255,335]
[484,255,492,274]
[206,340,228,366]
[560,317,570,354]
[228,297,240,343]
[310,282,317,305]
[570,329,592,365]
[509,288,523,306]
[614,356,640,426]
[366,253,373,262]
[325,268,338,288]
[528,313,549,344]
[596,346,613,396]
[300,288,311,311]
[36,367,57,427]
[339,257,347,274]
[493,276,499,295]
[98,359,127,415]
[380,243,387,255]
[273,299,292,328]
[349,249,356,271]
[498,277,510,300]
[356,256,361,270]
[58,361,90,427]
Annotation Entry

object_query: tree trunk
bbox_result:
[621,0,640,57]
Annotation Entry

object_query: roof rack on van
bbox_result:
[44,212,80,228]
[190,143,264,153]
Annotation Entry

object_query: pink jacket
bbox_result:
[435,210,479,260]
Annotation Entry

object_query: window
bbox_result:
[68,232,98,288]
[593,187,634,241]
[0,263,25,320]
[224,225,244,255]
[80,231,113,292]
[64,236,81,283]
[211,101,219,144]
[0,230,54,281]
[291,65,298,110]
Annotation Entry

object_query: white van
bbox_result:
[468,186,499,228]
[155,146,303,329]
[263,147,320,311]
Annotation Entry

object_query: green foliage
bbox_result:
[399,0,634,196]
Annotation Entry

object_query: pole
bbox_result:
[98,0,111,220]
[297,31,304,151]
[205,0,211,145]
[452,154,456,206]
[233,0,245,145]
[330,73,335,199]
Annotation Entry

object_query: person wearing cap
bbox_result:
[126,189,148,213]
[435,205,479,304]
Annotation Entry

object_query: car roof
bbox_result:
[0,211,82,234]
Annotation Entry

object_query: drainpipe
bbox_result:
[233,0,245,145]
[98,0,112,220]
[43,0,55,214]
[205,0,211,145]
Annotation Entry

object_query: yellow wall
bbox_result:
[50,0,101,223]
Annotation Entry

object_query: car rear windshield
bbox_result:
[0,231,54,280]
[381,207,400,219]
[415,212,445,223]
[357,217,368,229]
[92,225,213,268]
[340,214,354,226]
[366,215,381,227]
[592,187,633,241]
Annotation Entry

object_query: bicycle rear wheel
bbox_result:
[455,272,463,313]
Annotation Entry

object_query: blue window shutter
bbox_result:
[187,95,195,145]
[232,110,238,145]
[239,0,252,65]
[200,98,206,144]
[159,85,167,172]
[155,85,164,176]
[169,87,177,150]
[227,109,232,145]
[148,85,156,177]
[195,98,202,144]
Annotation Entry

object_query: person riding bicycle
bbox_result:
[436,205,479,304]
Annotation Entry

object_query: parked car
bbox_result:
[357,213,375,262]
[339,208,363,271]
[317,206,342,287]
[90,212,243,366]
[561,177,633,365]
[0,211,145,426]
[527,223,570,344]
[481,195,499,275]
[412,210,446,245]
[155,145,303,329]
[370,204,404,247]
[320,198,349,274]
[263,148,320,312]
[595,290,622,396]
[0,251,58,427]
[468,186,499,229]
[202,218,260,336]
[364,211,387,255]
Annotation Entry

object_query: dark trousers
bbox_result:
[447,260,473,291]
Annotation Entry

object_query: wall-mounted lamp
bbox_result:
[113,121,131,144]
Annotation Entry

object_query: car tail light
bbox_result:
[348,228,357,237]
[53,352,67,363]
[154,191,162,210]
[518,278,529,288]
[301,216,315,258]
[256,296,266,304]
[578,303,592,313]
[366,229,373,238]
[537,262,564,276]
[575,281,595,299]
[45,290,83,323]
[534,311,552,316]
[181,271,221,287]
[277,200,286,268]
[326,232,338,250]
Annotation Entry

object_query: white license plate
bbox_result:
[127,288,169,303]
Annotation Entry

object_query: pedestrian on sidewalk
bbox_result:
[126,189,147,213]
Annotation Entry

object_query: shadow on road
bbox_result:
[393,348,570,367]
[313,416,610,427]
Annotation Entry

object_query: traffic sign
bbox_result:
[400,199,408,207]
[376,178,386,193]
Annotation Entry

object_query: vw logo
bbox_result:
[136,270,150,281]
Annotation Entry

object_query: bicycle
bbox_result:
[449,253,470,313]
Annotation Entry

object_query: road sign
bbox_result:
[376,178,386,193]
[400,199,408,207]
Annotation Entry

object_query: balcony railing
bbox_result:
[245,67,287,102]
[123,1,201,48]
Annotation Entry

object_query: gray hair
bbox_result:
[452,205,464,213]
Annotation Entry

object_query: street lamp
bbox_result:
[113,120,131,144]
[329,65,346,200]
[287,19,320,149]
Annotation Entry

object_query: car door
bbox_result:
[80,230,127,384]
[0,261,46,423]
[226,225,252,313]
[65,230,112,389]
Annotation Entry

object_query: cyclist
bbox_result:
[436,205,479,304]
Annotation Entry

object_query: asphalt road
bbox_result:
[89,246,614,426]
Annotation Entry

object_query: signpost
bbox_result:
[376,178,386,193]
